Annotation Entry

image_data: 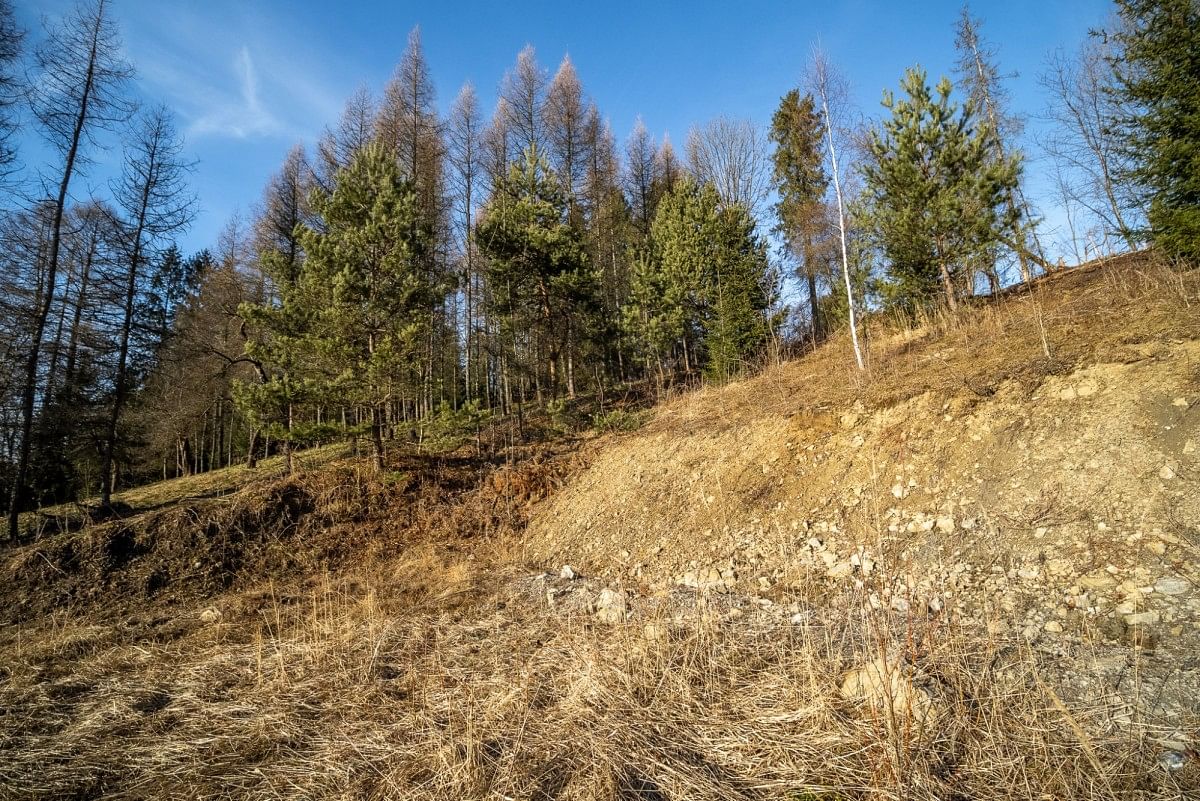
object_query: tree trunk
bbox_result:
[6,9,103,538]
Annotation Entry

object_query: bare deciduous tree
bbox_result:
[809,47,864,371]
[8,0,134,537]
[1039,36,1143,254]
[99,106,196,504]
[685,116,771,220]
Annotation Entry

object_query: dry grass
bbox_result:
[652,255,1199,436]
[0,555,1187,801]
[18,443,350,538]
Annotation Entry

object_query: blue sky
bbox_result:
[16,0,1115,259]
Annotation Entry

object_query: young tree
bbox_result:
[769,89,830,342]
[863,67,1020,312]
[296,143,434,471]
[475,146,592,402]
[631,178,773,380]
[810,48,864,370]
[8,0,133,537]
[1110,0,1200,262]
[99,106,196,504]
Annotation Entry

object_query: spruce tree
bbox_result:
[1110,0,1200,262]
[769,89,830,340]
[862,67,1020,312]
[631,179,772,380]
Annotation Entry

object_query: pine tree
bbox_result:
[295,143,434,471]
[769,89,830,341]
[1110,0,1200,262]
[475,146,592,402]
[862,67,1020,312]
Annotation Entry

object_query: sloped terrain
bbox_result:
[1,256,1198,800]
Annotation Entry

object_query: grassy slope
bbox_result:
[2,256,1198,800]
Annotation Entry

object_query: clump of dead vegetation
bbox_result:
[0,562,1190,801]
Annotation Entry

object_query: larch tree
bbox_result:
[447,82,484,402]
[8,0,134,536]
[0,0,24,180]
[315,86,376,192]
[501,45,547,160]
[954,5,1046,282]
[99,106,196,504]
[545,55,588,203]
[863,67,1020,313]
[624,117,659,239]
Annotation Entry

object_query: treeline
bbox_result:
[1,0,1195,534]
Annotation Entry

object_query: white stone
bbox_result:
[1154,576,1190,596]
[1124,611,1160,626]
[560,564,577,580]
[1159,465,1177,481]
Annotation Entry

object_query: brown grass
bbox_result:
[0,554,1188,801]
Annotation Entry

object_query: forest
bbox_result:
[0,0,1196,538]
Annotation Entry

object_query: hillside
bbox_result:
[2,256,1198,800]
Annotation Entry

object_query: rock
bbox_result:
[1153,576,1189,596]
[1159,465,1177,481]
[1158,751,1187,772]
[1043,621,1064,633]
[1172,397,1190,409]
[1017,566,1040,581]
[826,561,853,580]
[935,515,955,534]
[927,596,944,614]
[1147,540,1167,556]
[890,596,911,614]
[560,564,577,580]
[595,588,627,624]
[1081,573,1116,591]
[839,655,940,725]
[839,412,860,429]
[199,607,222,624]
[1123,611,1160,626]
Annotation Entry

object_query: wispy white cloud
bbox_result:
[186,46,286,139]
[124,2,343,145]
